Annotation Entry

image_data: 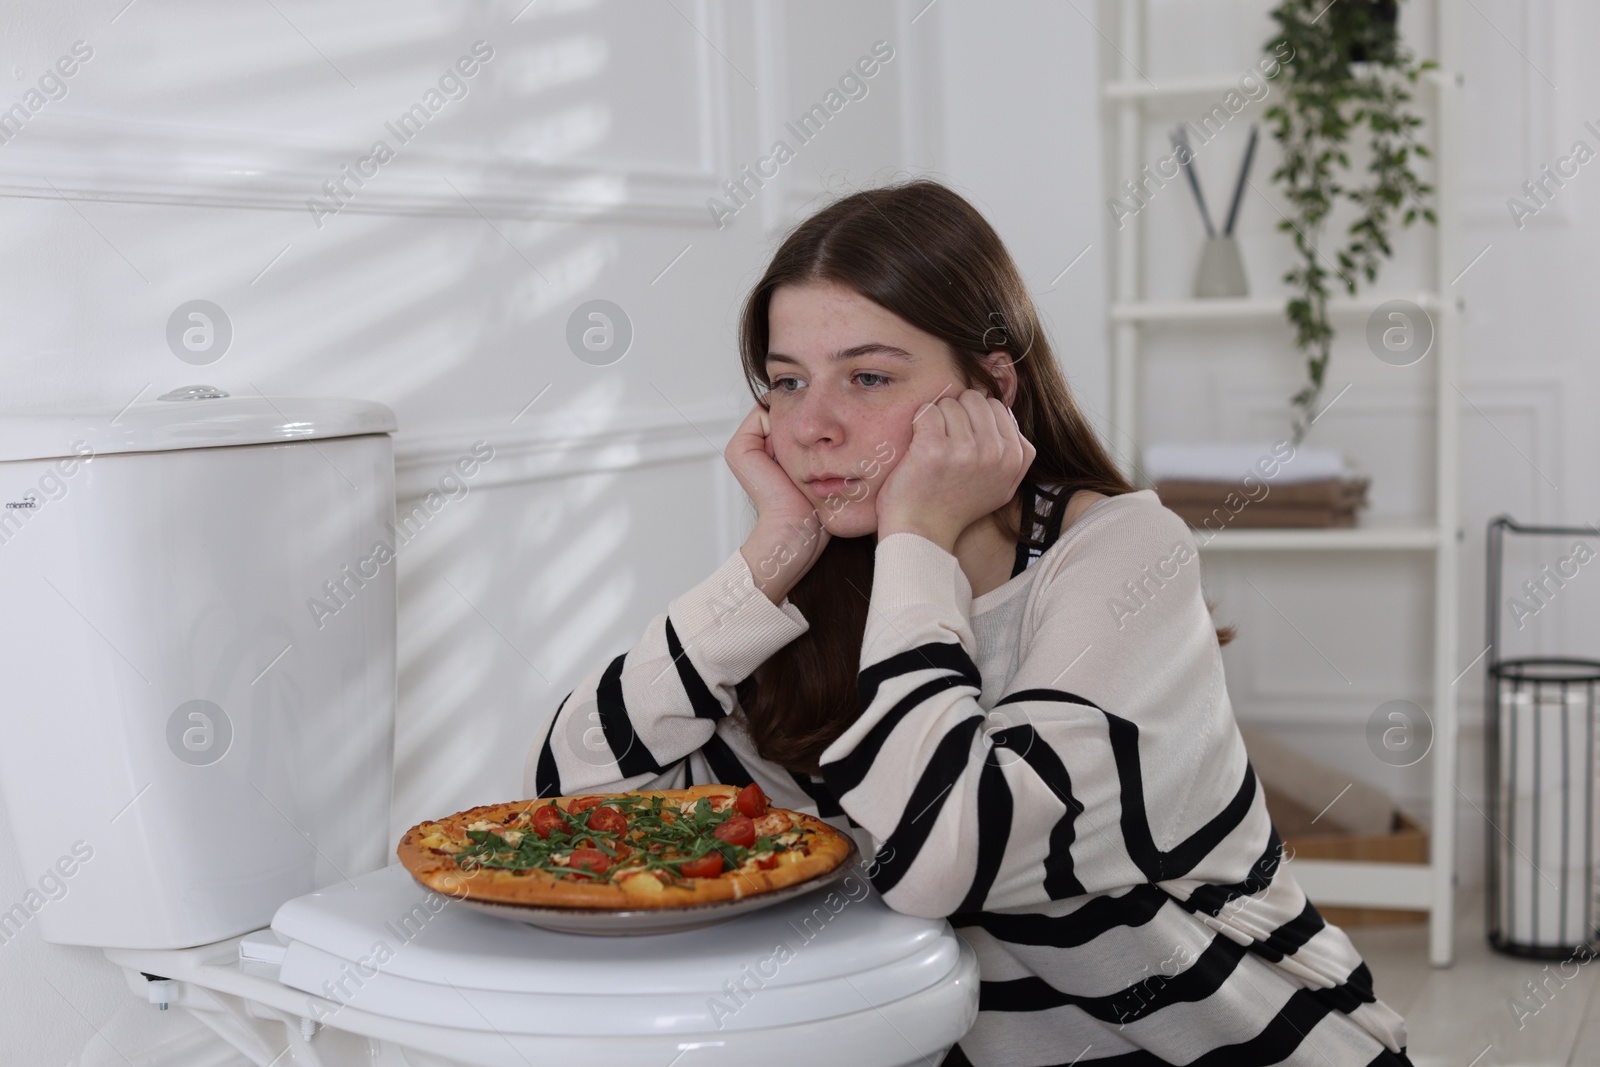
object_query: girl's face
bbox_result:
[763,280,977,538]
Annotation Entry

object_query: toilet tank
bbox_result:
[0,390,397,949]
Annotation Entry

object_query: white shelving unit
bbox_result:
[1103,3,1463,967]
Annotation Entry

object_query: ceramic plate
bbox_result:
[448,836,860,936]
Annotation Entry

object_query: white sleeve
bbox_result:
[525,547,809,797]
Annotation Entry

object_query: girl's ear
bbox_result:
[980,350,1018,407]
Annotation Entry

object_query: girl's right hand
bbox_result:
[725,403,830,603]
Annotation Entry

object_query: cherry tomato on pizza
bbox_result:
[678,852,724,878]
[567,848,611,878]
[713,813,756,847]
[586,805,629,835]
[531,805,566,839]
[735,782,769,818]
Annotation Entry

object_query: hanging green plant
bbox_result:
[1263,0,1437,443]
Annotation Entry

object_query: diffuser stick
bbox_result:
[1171,126,1214,238]
[1223,124,1259,237]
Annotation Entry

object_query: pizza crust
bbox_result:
[397,784,856,910]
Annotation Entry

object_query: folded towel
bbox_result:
[1155,477,1369,506]
[1144,441,1351,485]
[1156,476,1369,529]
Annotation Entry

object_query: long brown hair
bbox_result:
[733,179,1223,775]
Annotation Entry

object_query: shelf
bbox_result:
[1190,522,1442,552]
[1290,860,1435,910]
[1102,77,1239,102]
[1111,292,1442,325]
[1105,1,1462,967]
[1103,69,1450,104]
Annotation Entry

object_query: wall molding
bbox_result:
[0,125,719,226]
[393,402,743,498]
[0,1,738,225]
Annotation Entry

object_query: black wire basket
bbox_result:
[1484,516,1600,959]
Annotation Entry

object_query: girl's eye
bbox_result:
[769,371,887,393]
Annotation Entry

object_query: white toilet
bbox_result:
[0,390,978,1067]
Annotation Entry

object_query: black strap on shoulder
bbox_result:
[1042,483,1072,545]
[1010,480,1040,579]
[1010,480,1087,578]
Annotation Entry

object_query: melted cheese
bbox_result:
[738,851,776,874]
[753,812,793,837]
[461,820,523,847]
[417,831,460,854]
[620,871,666,896]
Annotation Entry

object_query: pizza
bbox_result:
[396,783,856,909]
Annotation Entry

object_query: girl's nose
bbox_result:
[792,387,843,447]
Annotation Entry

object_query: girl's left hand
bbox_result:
[875,388,1035,551]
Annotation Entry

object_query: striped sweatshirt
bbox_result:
[527,485,1412,1066]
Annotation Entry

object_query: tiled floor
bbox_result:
[1344,887,1599,1067]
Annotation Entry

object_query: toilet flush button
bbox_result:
[157,385,230,401]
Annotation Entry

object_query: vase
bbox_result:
[1193,235,1248,299]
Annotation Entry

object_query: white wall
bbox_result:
[936,1,1111,435]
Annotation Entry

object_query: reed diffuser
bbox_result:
[1178,123,1258,299]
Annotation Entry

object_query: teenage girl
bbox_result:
[531,179,1413,1066]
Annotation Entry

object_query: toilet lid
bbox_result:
[271,863,964,1036]
[0,394,395,462]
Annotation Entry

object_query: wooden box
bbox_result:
[1240,723,1428,926]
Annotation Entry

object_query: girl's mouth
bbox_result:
[805,477,861,498]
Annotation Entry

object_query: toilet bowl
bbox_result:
[105,863,978,1067]
[0,392,979,1066]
